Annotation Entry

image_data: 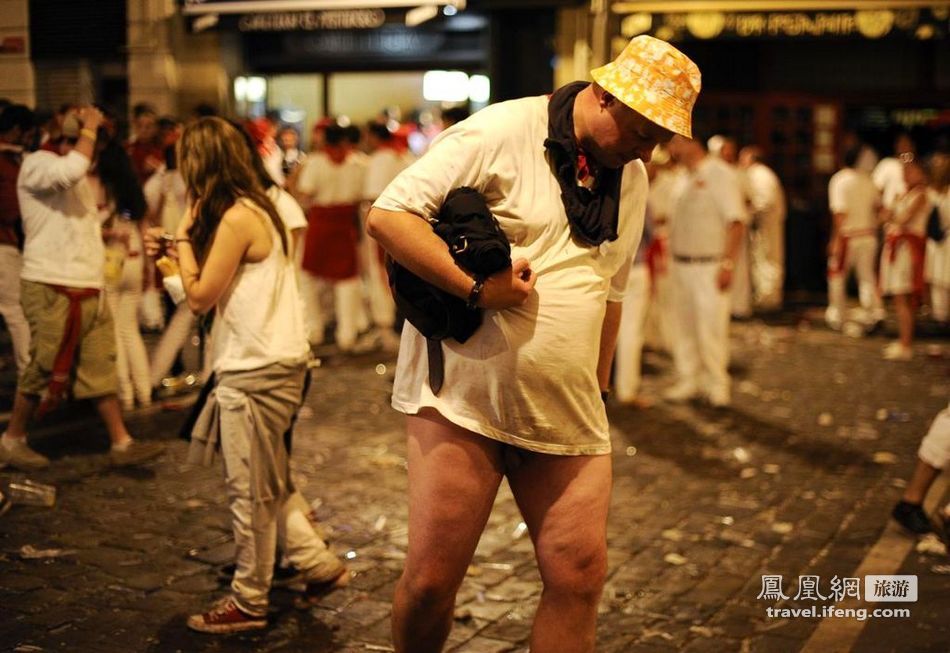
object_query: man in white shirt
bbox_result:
[739,146,787,311]
[0,107,163,470]
[368,36,700,653]
[826,146,886,330]
[665,135,748,407]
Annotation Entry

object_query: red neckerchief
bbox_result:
[324,145,347,165]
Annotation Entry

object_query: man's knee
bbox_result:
[540,543,608,600]
[399,566,462,610]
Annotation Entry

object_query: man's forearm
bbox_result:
[366,207,475,300]
[597,301,623,392]
[723,221,746,263]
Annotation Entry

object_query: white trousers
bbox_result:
[751,217,785,310]
[644,265,674,353]
[149,302,196,386]
[0,245,30,373]
[826,235,885,324]
[919,402,950,470]
[298,272,362,350]
[614,264,650,402]
[931,286,949,323]
[105,285,151,405]
[670,261,731,397]
[358,213,395,330]
[218,386,343,615]
[730,236,752,317]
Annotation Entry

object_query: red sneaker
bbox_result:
[186,597,267,634]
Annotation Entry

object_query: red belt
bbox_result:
[885,232,926,297]
[828,230,877,276]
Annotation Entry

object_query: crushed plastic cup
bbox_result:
[4,478,56,507]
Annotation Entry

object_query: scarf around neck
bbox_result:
[543,81,622,247]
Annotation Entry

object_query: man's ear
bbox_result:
[599,91,617,110]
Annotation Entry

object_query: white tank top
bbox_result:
[211,198,309,373]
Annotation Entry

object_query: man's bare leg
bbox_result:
[94,395,132,446]
[508,452,612,653]
[392,410,504,653]
[902,458,940,504]
[5,391,38,439]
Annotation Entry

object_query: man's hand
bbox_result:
[144,226,177,259]
[716,262,734,291]
[478,258,537,309]
[77,106,103,131]
[827,234,841,258]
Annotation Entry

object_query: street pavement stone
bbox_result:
[0,315,948,652]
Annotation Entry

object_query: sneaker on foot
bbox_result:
[882,342,913,361]
[0,436,50,470]
[707,389,731,408]
[892,500,932,534]
[295,567,351,608]
[187,597,267,634]
[109,439,164,466]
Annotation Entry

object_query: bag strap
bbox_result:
[426,337,444,395]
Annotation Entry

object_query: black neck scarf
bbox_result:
[543,81,623,247]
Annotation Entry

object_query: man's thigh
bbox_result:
[403,409,505,583]
[0,246,22,308]
[73,295,118,400]
[17,280,67,394]
[507,452,612,574]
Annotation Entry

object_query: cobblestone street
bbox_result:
[1,313,949,653]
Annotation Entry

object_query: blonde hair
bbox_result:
[177,117,287,262]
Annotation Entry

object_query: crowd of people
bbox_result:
[608,129,950,410]
[0,30,947,650]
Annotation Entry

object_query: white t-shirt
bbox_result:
[745,161,786,224]
[17,150,105,289]
[828,167,880,236]
[375,95,647,455]
[669,156,748,257]
[268,186,307,232]
[363,148,408,201]
[143,165,188,234]
[296,151,366,207]
[647,166,683,223]
[211,199,309,373]
[873,157,907,210]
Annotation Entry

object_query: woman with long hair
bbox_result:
[151,117,348,633]
[92,134,152,409]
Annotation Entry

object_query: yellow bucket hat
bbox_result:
[590,35,701,139]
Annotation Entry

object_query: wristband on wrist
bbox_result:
[175,237,191,244]
[80,128,97,141]
[466,276,484,310]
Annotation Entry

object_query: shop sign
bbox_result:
[237,9,386,31]
[287,28,444,56]
[615,7,948,41]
